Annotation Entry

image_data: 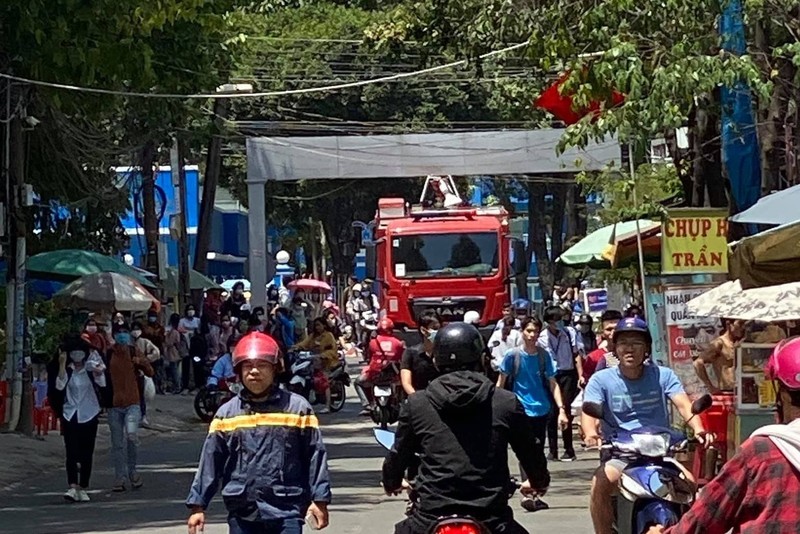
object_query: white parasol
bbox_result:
[55,272,159,312]
[687,279,800,321]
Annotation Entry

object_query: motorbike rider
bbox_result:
[355,318,406,416]
[581,317,710,534]
[221,281,249,322]
[382,322,549,534]
[400,310,441,395]
[206,336,238,389]
[349,281,380,347]
[186,331,331,534]
[646,335,800,534]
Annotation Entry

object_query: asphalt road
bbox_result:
[0,391,594,534]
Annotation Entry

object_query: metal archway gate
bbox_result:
[245,129,621,306]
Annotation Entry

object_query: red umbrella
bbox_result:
[288,278,332,293]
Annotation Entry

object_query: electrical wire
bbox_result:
[0,41,530,100]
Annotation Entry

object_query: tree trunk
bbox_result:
[140,141,159,274]
[692,93,724,207]
[527,181,554,301]
[194,99,229,275]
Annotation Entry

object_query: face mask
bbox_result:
[115,317,124,324]
[231,317,239,326]
[187,310,195,318]
[361,291,369,297]
[555,320,565,330]
[115,333,131,345]
[222,321,231,327]
[579,324,591,333]
[131,330,142,339]
[148,316,157,323]
[427,329,438,343]
[86,325,97,333]
[69,351,85,363]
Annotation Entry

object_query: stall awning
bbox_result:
[729,184,800,226]
[729,219,800,289]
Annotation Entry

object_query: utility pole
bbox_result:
[140,141,159,275]
[3,80,30,433]
[171,138,191,310]
[195,84,252,276]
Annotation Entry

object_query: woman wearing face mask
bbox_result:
[163,313,186,394]
[218,315,235,354]
[221,281,248,321]
[47,334,107,502]
[81,318,108,354]
[399,310,442,396]
[291,317,338,413]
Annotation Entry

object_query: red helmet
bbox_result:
[767,336,800,390]
[377,318,395,334]
[232,332,280,370]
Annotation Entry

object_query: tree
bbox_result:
[1,0,243,258]
[372,0,798,204]
[219,1,546,274]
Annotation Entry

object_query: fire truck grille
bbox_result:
[409,297,486,323]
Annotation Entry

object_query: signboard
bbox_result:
[661,208,729,274]
[582,288,609,313]
[663,285,721,398]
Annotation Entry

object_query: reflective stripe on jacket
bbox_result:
[186,388,332,520]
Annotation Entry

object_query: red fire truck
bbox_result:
[365,176,527,333]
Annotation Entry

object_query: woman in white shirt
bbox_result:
[49,335,106,503]
[488,317,524,372]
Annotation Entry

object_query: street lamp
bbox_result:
[276,250,291,265]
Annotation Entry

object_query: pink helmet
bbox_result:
[377,317,395,335]
[766,336,800,390]
[232,332,281,370]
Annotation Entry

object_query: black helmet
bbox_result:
[578,313,593,325]
[432,322,485,370]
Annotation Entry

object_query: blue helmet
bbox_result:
[612,317,652,344]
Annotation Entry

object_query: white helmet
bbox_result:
[352,283,363,293]
[463,310,481,325]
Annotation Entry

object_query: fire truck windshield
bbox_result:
[391,232,499,279]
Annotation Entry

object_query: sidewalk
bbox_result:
[0,393,203,488]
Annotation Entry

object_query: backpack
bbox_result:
[505,348,548,392]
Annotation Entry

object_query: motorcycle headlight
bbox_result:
[630,432,670,457]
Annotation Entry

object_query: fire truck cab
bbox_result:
[365,176,528,334]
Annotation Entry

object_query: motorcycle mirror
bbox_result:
[582,401,604,420]
[691,393,713,415]
[373,428,396,451]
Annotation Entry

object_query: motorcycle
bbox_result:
[286,351,349,412]
[370,363,404,430]
[194,378,242,422]
[582,394,714,534]
[374,428,518,534]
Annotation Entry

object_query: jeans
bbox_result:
[108,405,142,481]
[165,361,181,392]
[354,374,373,408]
[227,516,303,534]
[62,415,99,488]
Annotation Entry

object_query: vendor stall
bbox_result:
[734,342,777,447]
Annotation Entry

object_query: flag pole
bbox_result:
[629,143,649,316]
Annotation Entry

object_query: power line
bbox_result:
[0,41,530,100]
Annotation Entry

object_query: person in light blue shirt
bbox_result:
[581,317,711,534]
[497,316,568,512]
[206,337,238,388]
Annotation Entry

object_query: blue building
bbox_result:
[116,166,254,278]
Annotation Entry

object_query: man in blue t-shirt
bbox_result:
[581,317,711,534]
[497,317,568,512]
